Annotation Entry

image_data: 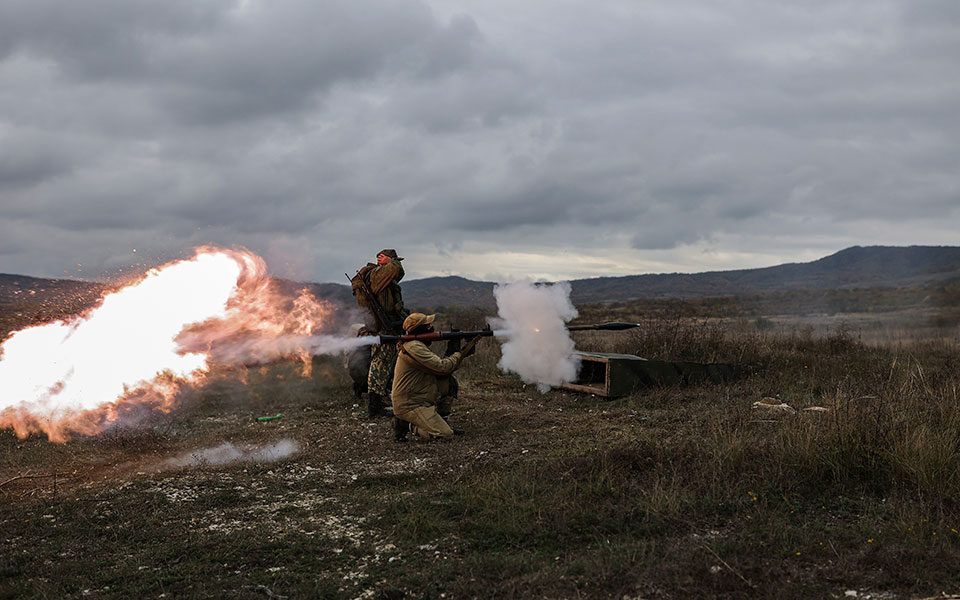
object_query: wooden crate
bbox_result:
[560,351,740,398]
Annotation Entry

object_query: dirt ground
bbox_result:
[0,357,647,598]
[2,332,960,599]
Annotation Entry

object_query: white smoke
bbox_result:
[178,332,376,366]
[488,281,581,392]
[162,438,299,469]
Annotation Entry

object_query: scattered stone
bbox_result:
[751,401,795,414]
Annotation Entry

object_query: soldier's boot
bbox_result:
[440,414,465,436]
[393,417,410,442]
[366,392,393,419]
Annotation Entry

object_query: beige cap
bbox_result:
[403,312,435,333]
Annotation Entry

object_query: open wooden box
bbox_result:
[560,351,740,398]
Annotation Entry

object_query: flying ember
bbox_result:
[0,247,278,442]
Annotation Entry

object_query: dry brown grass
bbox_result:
[1,312,959,599]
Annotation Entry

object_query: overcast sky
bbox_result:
[0,0,958,284]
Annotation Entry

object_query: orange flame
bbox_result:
[0,246,333,442]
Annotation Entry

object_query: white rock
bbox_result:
[751,401,796,414]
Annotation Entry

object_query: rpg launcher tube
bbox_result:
[377,329,495,344]
[376,322,641,344]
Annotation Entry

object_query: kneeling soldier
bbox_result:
[391,313,476,441]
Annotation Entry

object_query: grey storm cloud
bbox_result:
[0,140,74,191]
[0,0,958,283]
[0,0,480,124]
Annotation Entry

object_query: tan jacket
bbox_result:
[392,341,463,415]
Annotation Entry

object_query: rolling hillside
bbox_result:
[2,246,959,320]
[403,245,960,309]
[566,245,960,304]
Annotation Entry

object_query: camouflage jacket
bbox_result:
[351,258,407,330]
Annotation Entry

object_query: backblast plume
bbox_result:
[0,246,344,442]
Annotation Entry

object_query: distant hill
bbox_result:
[2,246,959,321]
[403,245,960,309]
[402,276,497,311]
[566,245,960,305]
[0,274,104,306]
[0,274,108,338]
[272,279,355,308]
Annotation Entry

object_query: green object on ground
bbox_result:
[257,413,283,422]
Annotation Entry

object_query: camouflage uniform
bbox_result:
[351,250,408,397]
[367,343,399,396]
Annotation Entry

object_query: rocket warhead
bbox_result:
[565,321,642,332]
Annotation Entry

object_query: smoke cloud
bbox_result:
[0,249,251,441]
[488,281,580,392]
[161,439,300,469]
[176,330,375,366]
[0,246,368,442]
[171,264,343,368]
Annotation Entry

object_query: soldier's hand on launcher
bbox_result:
[461,336,479,358]
[444,329,461,357]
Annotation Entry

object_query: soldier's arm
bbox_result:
[368,259,404,293]
[404,341,462,375]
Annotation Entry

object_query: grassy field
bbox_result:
[1,312,960,599]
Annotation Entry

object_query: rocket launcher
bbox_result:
[376,321,642,344]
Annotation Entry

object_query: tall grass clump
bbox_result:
[420,317,960,595]
[615,320,960,506]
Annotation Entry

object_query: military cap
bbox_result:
[377,249,403,261]
[402,312,435,333]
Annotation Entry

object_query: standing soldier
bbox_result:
[351,249,409,418]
